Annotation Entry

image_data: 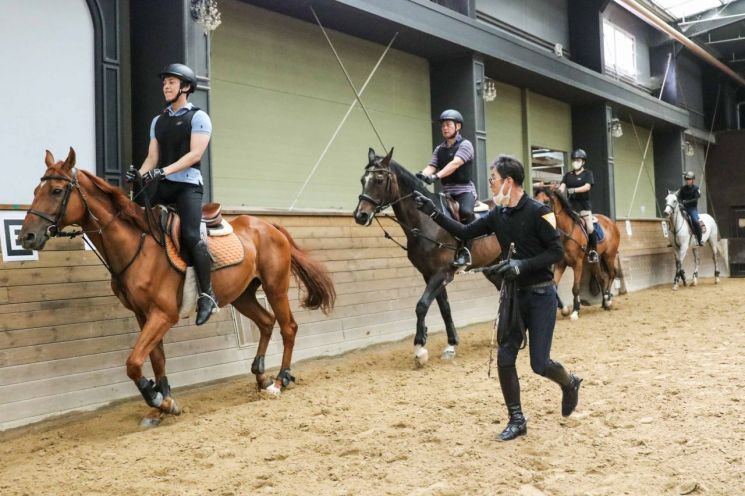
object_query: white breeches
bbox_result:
[580,210,594,234]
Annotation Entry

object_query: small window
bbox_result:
[603,20,637,80]
[531,147,566,188]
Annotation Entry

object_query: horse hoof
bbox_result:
[261,383,282,398]
[414,345,429,368]
[715,277,721,284]
[692,278,698,286]
[560,306,571,317]
[604,300,613,310]
[672,285,678,291]
[140,410,165,428]
[165,397,181,416]
[441,345,456,361]
[570,311,579,321]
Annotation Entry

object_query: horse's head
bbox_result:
[534,185,561,212]
[353,147,396,226]
[20,148,85,250]
[663,190,678,218]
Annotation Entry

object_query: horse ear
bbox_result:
[62,147,76,171]
[44,150,56,168]
[368,148,376,164]
[381,147,394,167]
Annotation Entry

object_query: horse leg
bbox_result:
[601,252,618,310]
[232,280,277,391]
[263,285,299,397]
[139,340,182,427]
[711,239,721,284]
[414,272,449,368]
[692,247,700,286]
[570,261,582,321]
[435,285,458,361]
[126,311,179,427]
[554,262,571,317]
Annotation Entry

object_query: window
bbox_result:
[603,20,637,80]
[531,147,566,188]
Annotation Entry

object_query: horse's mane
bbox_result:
[535,186,582,224]
[386,160,434,199]
[79,170,150,232]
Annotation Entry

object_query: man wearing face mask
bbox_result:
[416,109,476,268]
[412,155,583,441]
[559,149,598,263]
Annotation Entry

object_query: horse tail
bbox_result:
[273,224,336,314]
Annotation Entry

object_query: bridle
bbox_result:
[357,164,456,251]
[26,168,147,278]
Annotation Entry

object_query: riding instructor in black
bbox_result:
[560,149,599,263]
[413,155,582,441]
[127,63,218,326]
[416,109,476,268]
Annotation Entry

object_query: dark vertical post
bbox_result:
[571,103,615,218]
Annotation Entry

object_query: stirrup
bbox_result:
[452,247,472,268]
[198,292,219,314]
[587,250,599,264]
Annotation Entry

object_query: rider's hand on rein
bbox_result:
[416,172,438,185]
[143,168,166,185]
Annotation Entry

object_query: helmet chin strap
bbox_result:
[165,86,185,106]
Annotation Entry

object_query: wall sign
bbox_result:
[0,211,38,262]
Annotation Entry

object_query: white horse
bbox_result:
[663,191,722,290]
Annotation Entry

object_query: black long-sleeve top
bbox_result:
[677,184,700,208]
[433,194,564,287]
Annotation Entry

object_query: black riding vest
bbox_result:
[435,138,473,185]
[154,106,201,170]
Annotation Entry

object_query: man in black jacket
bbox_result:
[413,155,582,441]
[677,171,703,246]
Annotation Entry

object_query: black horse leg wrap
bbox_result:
[251,355,265,375]
[277,368,296,387]
[136,377,163,408]
[155,376,172,399]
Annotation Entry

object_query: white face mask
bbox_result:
[494,182,512,207]
[572,160,583,171]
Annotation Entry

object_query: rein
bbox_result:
[27,169,151,279]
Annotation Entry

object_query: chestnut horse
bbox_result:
[534,187,620,320]
[20,148,335,426]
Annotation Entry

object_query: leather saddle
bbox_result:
[680,209,706,234]
[159,202,234,255]
[438,193,489,222]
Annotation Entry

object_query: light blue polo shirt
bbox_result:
[149,102,212,185]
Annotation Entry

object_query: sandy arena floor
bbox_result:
[1,278,744,496]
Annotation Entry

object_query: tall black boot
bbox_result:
[192,240,218,326]
[497,366,527,441]
[544,360,582,417]
[587,231,599,263]
[452,239,473,268]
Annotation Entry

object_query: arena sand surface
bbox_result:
[1,278,744,496]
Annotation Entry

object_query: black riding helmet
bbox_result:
[571,149,588,161]
[158,63,197,94]
[439,109,464,124]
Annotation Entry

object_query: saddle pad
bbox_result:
[166,232,245,274]
[594,222,605,242]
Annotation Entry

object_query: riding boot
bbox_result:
[497,366,527,441]
[587,231,599,264]
[192,240,219,326]
[544,360,583,417]
[695,230,703,247]
[452,239,473,268]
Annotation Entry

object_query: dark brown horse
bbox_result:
[534,187,620,320]
[20,148,335,426]
[353,148,501,367]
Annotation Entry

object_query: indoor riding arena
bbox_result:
[3,0,745,495]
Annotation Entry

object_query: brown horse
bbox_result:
[19,148,335,426]
[534,187,620,320]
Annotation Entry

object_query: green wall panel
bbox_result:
[211,0,432,210]
[485,81,525,165]
[613,121,658,218]
[528,92,572,154]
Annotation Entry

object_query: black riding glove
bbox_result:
[413,191,439,218]
[495,259,526,281]
[416,172,438,185]
[125,166,139,184]
[142,168,166,185]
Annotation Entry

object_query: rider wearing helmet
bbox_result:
[677,171,703,246]
[127,63,218,325]
[416,109,476,268]
[560,149,598,263]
